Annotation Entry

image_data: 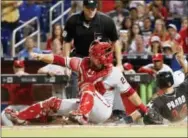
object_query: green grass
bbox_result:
[2,125,187,137]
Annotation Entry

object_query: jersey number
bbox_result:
[121,77,126,84]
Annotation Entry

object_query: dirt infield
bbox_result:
[2,124,187,137]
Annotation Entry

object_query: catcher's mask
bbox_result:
[89,41,113,66]
[156,71,174,89]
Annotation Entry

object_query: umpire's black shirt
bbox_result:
[63,11,119,57]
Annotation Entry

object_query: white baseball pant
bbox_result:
[2,105,29,126]
[57,91,112,123]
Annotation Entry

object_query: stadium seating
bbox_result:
[19,2,42,22]
[1,25,24,57]
[1,28,12,57]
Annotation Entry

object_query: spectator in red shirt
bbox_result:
[46,24,64,50]
[1,60,34,126]
[98,0,115,13]
[152,19,170,42]
[167,24,183,46]
[179,17,188,53]
[153,0,168,20]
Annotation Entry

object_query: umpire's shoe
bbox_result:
[69,110,88,125]
[5,108,28,125]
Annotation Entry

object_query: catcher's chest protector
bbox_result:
[78,58,112,87]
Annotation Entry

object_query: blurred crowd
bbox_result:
[106,0,188,56]
[1,0,188,80]
[1,0,188,58]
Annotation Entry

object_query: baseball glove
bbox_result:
[143,108,163,125]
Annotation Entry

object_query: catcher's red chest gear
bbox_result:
[78,58,112,89]
[89,42,113,66]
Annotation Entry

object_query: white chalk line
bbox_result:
[2,124,187,130]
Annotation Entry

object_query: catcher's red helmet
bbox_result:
[89,41,113,66]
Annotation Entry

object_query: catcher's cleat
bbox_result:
[69,111,88,125]
[5,109,28,125]
[61,116,77,125]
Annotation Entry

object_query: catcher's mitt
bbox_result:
[143,108,163,125]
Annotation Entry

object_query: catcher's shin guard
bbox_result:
[17,97,62,121]
[69,83,95,124]
[78,92,94,115]
[78,84,95,115]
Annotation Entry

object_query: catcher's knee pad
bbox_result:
[41,97,62,112]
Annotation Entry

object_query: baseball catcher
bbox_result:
[5,41,148,125]
[144,71,188,124]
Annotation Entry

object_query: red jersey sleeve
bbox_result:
[53,55,82,72]
[46,38,52,50]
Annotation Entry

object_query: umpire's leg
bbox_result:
[66,72,78,98]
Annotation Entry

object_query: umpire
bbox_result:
[143,71,188,124]
[63,0,122,65]
[63,0,122,98]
